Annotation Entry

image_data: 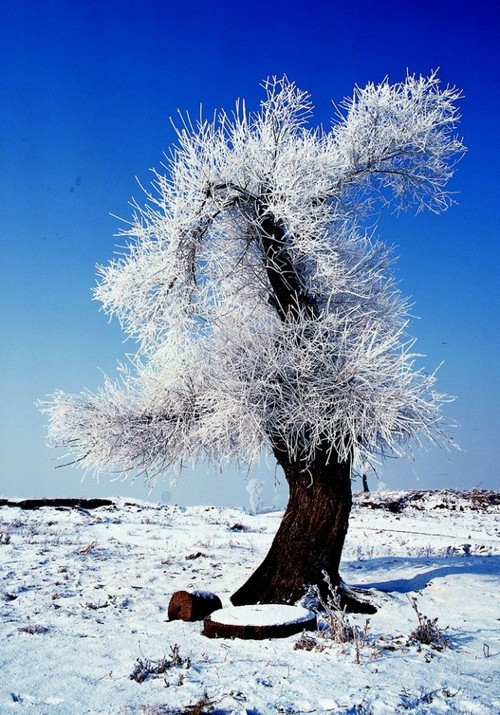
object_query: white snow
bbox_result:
[0,490,499,714]
[207,604,314,627]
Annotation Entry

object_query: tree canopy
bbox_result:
[42,74,464,483]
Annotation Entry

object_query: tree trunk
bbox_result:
[231,210,376,612]
[231,447,376,613]
[362,474,370,493]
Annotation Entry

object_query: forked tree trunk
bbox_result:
[231,446,376,613]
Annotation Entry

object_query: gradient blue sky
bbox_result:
[1,0,498,507]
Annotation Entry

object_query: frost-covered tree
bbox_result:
[42,74,464,611]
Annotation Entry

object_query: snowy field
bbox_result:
[1,490,499,714]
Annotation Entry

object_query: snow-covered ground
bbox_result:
[1,490,498,714]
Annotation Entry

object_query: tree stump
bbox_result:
[168,590,222,622]
[203,604,317,639]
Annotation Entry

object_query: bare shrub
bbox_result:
[310,573,371,663]
[407,596,450,651]
[294,633,321,651]
[18,624,49,635]
[182,692,216,715]
[130,644,191,683]
[137,691,216,714]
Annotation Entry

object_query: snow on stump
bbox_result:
[168,590,222,622]
[203,604,317,640]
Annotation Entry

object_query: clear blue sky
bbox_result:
[1,0,498,506]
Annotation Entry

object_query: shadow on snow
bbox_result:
[347,555,500,593]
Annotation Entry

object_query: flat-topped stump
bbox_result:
[203,604,317,639]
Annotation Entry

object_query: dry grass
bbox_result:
[130,644,191,683]
[407,595,450,651]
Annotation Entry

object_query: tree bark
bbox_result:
[168,590,222,622]
[231,446,376,613]
[231,207,375,612]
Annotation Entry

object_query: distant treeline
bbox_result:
[0,498,113,510]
